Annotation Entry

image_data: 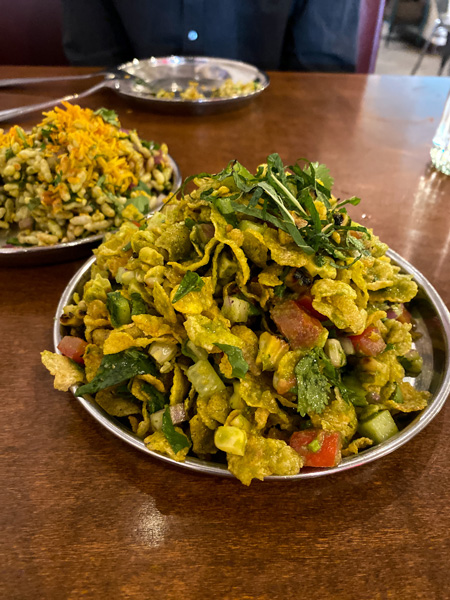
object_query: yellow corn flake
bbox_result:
[338,258,369,307]
[168,237,217,273]
[95,388,139,417]
[263,228,337,279]
[171,277,214,314]
[152,281,177,323]
[310,389,357,444]
[357,351,404,392]
[383,319,412,356]
[136,403,152,438]
[205,390,230,424]
[210,207,250,285]
[41,350,85,391]
[369,273,418,303]
[230,325,260,376]
[274,349,304,395]
[366,309,388,328]
[170,364,189,405]
[210,242,225,288]
[227,434,302,485]
[385,381,430,413]
[137,373,166,393]
[342,437,373,457]
[184,314,243,353]
[312,279,367,334]
[258,264,284,287]
[144,430,191,461]
[132,314,173,338]
[121,203,145,222]
[196,396,220,429]
[138,247,164,266]
[83,344,103,382]
[240,374,287,422]
[102,331,151,355]
[242,229,268,268]
[189,414,217,455]
[254,407,270,430]
[364,257,395,291]
[219,353,233,379]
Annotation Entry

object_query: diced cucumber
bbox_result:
[399,350,423,376]
[214,426,247,456]
[182,340,208,363]
[221,296,252,323]
[238,220,265,234]
[357,410,399,444]
[106,291,131,328]
[392,384,404,404]
[148,341,177,364]
[186,360,226,398]
[217,254,238,281]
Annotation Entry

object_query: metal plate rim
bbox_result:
[53,249,450,481]
[0,154,181,265]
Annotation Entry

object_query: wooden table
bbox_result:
[1,68,449,600]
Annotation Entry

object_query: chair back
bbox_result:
[357,0,386,73]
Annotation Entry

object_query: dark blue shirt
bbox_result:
[61,0,361,72]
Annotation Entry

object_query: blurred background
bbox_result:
[0,0,448,76]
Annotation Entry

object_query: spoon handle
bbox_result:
[0,81,109,123]
[0,72,105,88]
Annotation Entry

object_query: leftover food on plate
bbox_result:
[154,79,263,100]
[42,154,430,485]
[0,103,174,247]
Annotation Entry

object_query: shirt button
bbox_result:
[187,30,198,41]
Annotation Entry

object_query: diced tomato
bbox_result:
[397,305,412,324]
[271,300,326,350]
[295,294,328,321]
[273,372,296,395]
[290,429,342,468]
[348,326,386,357]
[58,336,88,365]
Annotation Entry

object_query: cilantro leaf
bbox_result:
[215,344,249,379]
[141,139,160,151]
[134,180,152,194]
[295,349,331,417]
[125,195,150,215]
[172,271,205,303]
[5,148,14,161]
[162,407,190,454]
[142,382,167,414]
[27,198,41,212]
[307,162,334,189]
[77,349,158,396]
[94,107,120,127]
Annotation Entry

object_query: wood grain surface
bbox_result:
[0,68,449,600]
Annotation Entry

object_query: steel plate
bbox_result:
[53,249,450,481]
[0,155,181,267]
[114,56,270,115]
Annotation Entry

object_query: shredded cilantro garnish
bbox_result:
[179,154,370,269]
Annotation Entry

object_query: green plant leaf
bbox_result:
[172,271,205,303]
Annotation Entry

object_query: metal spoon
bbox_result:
[0,70,149,123]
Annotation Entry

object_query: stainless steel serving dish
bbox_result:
[114,56,270,115]
[0,155,181,267]
[53,249,450,481]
